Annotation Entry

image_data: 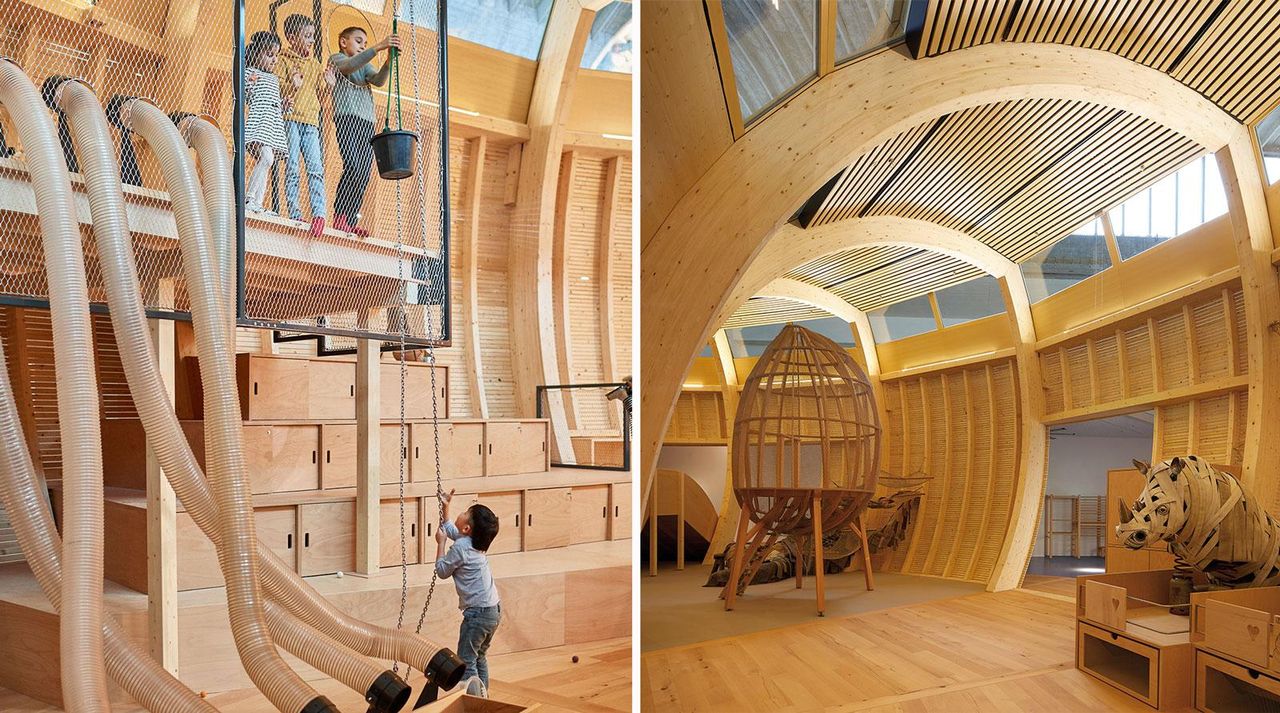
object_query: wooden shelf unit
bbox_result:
[1106,469,1178,572]
[1196,648,1280,712]
[1075,569,1195,709]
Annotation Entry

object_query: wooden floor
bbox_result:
[641,580,1190,712]
[0,636,631,712]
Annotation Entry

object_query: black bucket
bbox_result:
[370,128,418,180]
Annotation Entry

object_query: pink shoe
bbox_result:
[310,216,325,238]
[333,214,353,233]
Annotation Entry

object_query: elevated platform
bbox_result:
[0,540,629,707]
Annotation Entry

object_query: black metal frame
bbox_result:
[535,383,631,472]
[233,0,452,350]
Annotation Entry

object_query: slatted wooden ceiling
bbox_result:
[722,296,831,330]
[785,246,984,312]
[918,0,1280,123]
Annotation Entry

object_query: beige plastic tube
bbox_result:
[128,114,460,686]
[0,59,109,712]
[0,65,215,713]
[56,81,414,711]
[125,98,331,713]
[175,115,235,334]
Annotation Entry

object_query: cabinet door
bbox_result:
[320,424,357,490]
[256,506,298,572]
[309,360,356,420]
[420,496,440,563]
[298,502,356,576]
[486,421,548,476]
[1107,469,1145,548]
[610,482,631,540]
[475,491,522,555]
[415,422,484,481]
[380,499,420,567]
[380,424,412,485]
[176,512,223,590]
[242,425,320,494]
[525,487,571,551]
[241,355,309,420]
[382,364,448,420]
[570,485,610,544]
[1105,545,1150,574]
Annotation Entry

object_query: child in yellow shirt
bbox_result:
[275,14,335,237]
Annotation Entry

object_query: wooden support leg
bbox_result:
[146,287,178,674]
[677,476,686,571]
[813,493,825,617]
[795,546,804,589]
[723,507,751,611]
[649,482,659,577]
[857,515,875,591]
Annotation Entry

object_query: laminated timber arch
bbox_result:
[642,41,1278,590]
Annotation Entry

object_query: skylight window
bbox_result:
[868,293,934,342]
[835,0,906,64]
[1108,154,1226,260]
[401,0,552,60]
[1019,221,1112,303]
[722,0,819,123]
[933,276,1005,328]
[581,1,632,73]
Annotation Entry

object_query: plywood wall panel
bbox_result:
[477,141,518,417]
[564,154,610,433]
[613,158,633,378]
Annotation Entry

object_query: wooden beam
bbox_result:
[966,364,1000,581]
[463,136,490,418]
[354,336,380,575]
[510,0,594,465]
[1042,375,1249,425]
[818,0,837,76]
[704,0,746,138]
[1100,211,1123,267]
[551,151,581,434]
[1218,131,1280,499]
[703,329,742,565]
[145,280,177,673]
[641,43,1237,510]
[599,157,622,396]
[504,144,522,208]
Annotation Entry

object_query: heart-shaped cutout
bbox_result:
[1249,624,1261,640]
[1112,598,1121,611]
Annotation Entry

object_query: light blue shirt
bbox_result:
[436,520,500,610]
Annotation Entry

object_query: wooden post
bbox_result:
[676,473,686,571]
[146,280,178,673]
[813,493,825,617]
[857,514,875,591]
[723,507,751,611]
[648,474,658,577]
[355,337,381,575]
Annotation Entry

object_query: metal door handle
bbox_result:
[287,534,292,549]
[411,523,416,537]
[304,533,310,548]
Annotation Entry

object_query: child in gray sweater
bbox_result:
[329,26,400,236]
[435,489,501,697]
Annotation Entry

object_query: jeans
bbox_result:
[457,604,501,688]
[284,120,325,221]
[245,145,274,212]
[334,114,375,226]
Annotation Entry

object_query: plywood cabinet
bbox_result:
[298,502,356,576]
[475,491,522,555]
[571,485,610,544]
[320,424,357,489]
[610,482,631,540]
[380,499,420,567]
[176,512,223,590]
[256,506,298,572]
[415,421,484,480]
[380,423,412,485]
[381,363,448,420]
[237,354,309,420]
[309,360,356,419]
[486,421,548,476]
[420,495,440,563]
[242,425,320,494]
[525,487,571,551]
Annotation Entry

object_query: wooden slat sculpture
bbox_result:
[1117,456,1280,589]
[723,324,881,615]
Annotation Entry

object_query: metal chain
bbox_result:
[389,0,409,678]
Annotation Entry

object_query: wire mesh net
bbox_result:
[537,382,631,470]
[0,0,449,345]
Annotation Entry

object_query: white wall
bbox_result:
[1032,434,1152,557]
[656,445,727,513]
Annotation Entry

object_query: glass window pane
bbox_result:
[401,0,552,60]
[723,0,819,123]
[1020,229,1112,303]
[835,0,906,63]
[868,294,935,342]
[1110,154,1226,260]
[1259,101,1280,184]
[581,1,632,72]
[700,343,714,357]
[793,316,855,347]
[725,324,789,357]
[934,276,1005,328]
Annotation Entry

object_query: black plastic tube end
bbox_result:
[426,648,466,691]
[365,670,412,713]
[300,695,340,713]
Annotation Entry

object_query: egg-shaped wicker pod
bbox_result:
[732,324,881,536]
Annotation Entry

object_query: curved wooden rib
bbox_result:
[462,136,489,418]
[599,157,623,427]
[642,42,1238,512]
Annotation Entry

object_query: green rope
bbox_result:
[383,16,404,131]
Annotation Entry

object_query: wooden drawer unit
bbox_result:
[1190,587,1280,676]
[380,363,448,420]
[1197,649,1280,712]
[308,359,356,420]
[237,353,309,420]
[1078,621,1164,707]
[256,506,298,572]
[570,485,610,545]
[610,482,631,540]
[319,424,357,489]
[524,487,571,551]
[380,423,413,485]
[486,421,548,476]
[416,421,484,480]
[420,495,440,563]
[474,491,522,555]
[242,424,320,494]
[298,501,356,576]
[380,499,420,568]
[176,512,223,591]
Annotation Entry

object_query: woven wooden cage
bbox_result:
[732,324,881,535]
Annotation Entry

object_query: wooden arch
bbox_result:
[642,41,1273,590]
